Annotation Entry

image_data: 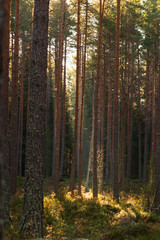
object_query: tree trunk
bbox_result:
[26,8,33,130]
[70,0,81,194]
[143,49,150,183]
[151,44,157,160]
[126,42,131,183]
[1,0,11,226]
[112,0,120,201]
[78,0,88,196]
[18,34,25,177]
[86,72,95,189]
[54,0,65,194]
[98,44,106,194]
[93,0,105,198]
[0,0,7,237]
[119,45,125,189]
[52,37,58,178]
[138,47,142,179]
[106,54,112,184]
[10,0,20,195]
[20,0,49,237]
[154,39,160,211]
[60,36,67,179]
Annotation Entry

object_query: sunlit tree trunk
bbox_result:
[52,37,58,177]
[70,0,81,194]
[98,44,106,194]
[78,0,88,196]
[10,0,20,195]
[112,0,120,201]
[60,36,67,179]
[20,0,49,237]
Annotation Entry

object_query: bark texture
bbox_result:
[0,0,6,237]
[143,49,150,183]
[54,0,65,193]
[1,0,11,225]
[20,0,49,237]
[154,42,160,211]
[70,0,81,193]
[112,0,120,201]
[10,0,20,195]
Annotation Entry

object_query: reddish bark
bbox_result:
[70,0,81,194]
[78,0,88,196]
[112,0,120,201]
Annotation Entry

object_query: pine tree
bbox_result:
[0,0,7,237]
[10,0,20,195]
[112,0,120,201]
[1,0,11,224]
[70,0,81,193]
[20,0,49,237]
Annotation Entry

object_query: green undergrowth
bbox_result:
[3,178,160,240]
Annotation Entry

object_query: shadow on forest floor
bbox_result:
[3,178,160,240]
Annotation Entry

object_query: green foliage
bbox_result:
[3,181,160,240]
[44,193,65,239]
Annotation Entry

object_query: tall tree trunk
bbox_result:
[52,37,58,177]
[143,49,150,183]
[20,0,49,237]
[26,8,33,130]
[153,39,160,211]
[54,0,65,194]
[60,36,67,179]
[10,0,20,195]
[18,34,25,177]
[151,44,157,160]
[93,0,105,198]
[138,47,142,179]
[126,42,131,183]
[128,44,134,180]
[0,0,7,237]
[78,0,88,196]
[106,53,112,184]
[70,0,81,194]
[1,0,11,225]
[119,45,125,189]
[98,44,106,194]
[112,0,120,201]
[149,45,157,185]
[86,72,95,189]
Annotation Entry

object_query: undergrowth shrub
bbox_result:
[44,193,65,239]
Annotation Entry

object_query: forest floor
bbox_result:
[3,178,160,240]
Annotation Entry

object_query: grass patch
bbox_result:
[3,179,160,240]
